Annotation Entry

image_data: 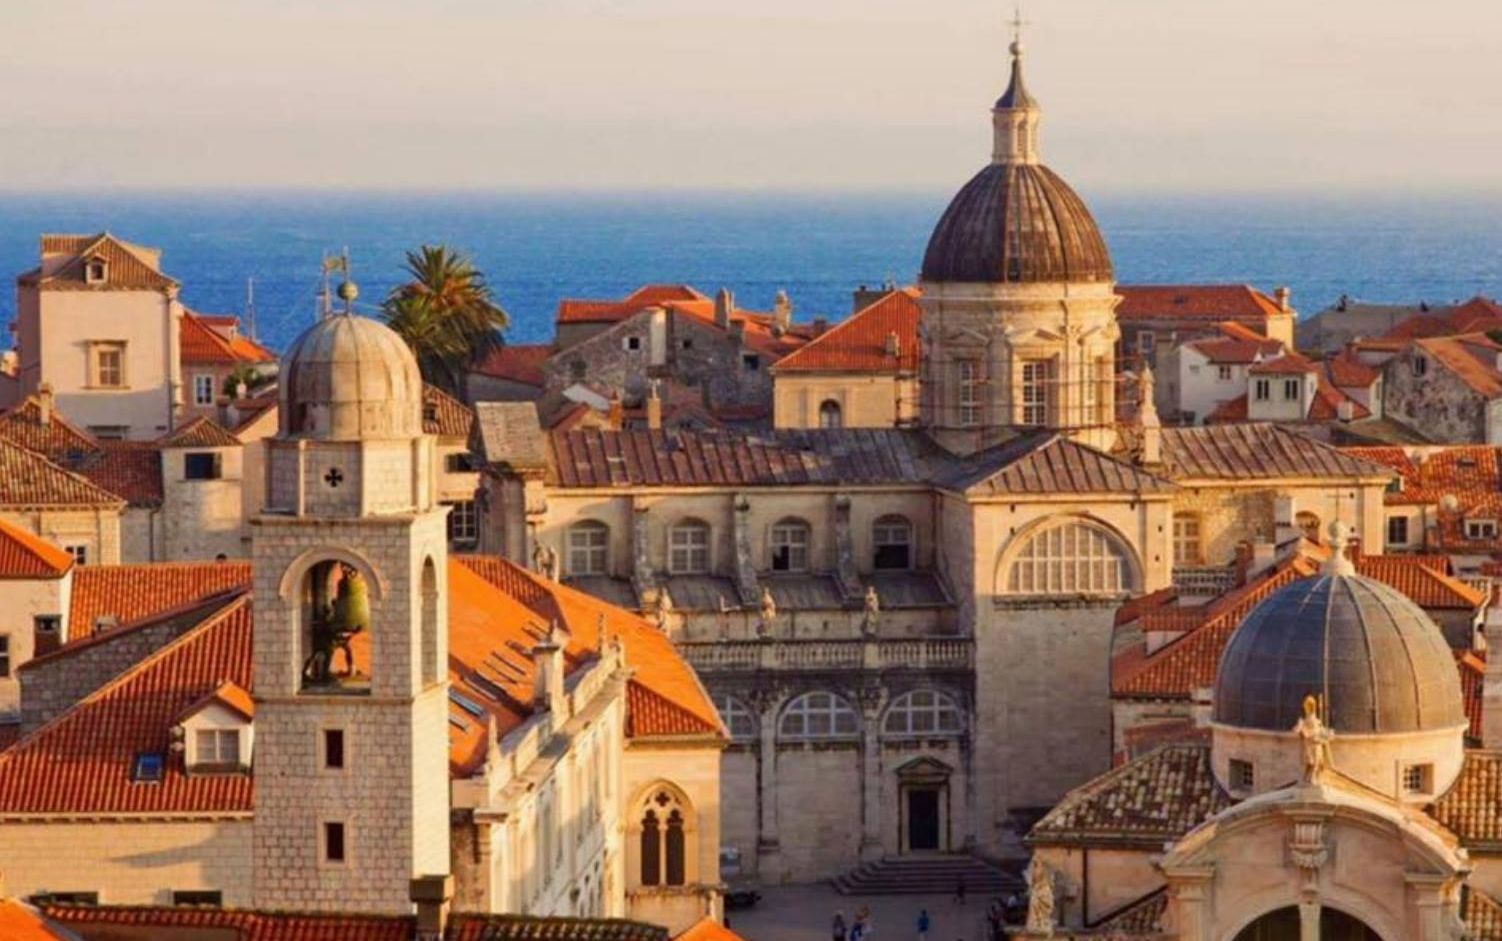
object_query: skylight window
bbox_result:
[134,752,165,783]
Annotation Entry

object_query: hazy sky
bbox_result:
[3,0,1499,194]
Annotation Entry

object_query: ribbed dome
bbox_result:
[920,162,1114,284]
[1213,573,1465,735]
[280,313,423,440]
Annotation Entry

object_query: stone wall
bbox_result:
[771,374,917,430]
[771,743,863,878]
[0,818,253,905]
[0,508,122,567]
[0,574,69,718]
[1385,344,1494,444]
[161,445,246,560]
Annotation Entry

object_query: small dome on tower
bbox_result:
[280,313,423,440]
[1213,530,1465,735]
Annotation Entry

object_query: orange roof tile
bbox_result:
[772,289,921,373]
[181,310,275,365]
[0,395,98,461]
[1325,350,1380,387]
[1459,651,1486,741]
[42,904,414,941]
[1249,351,1318,376]
[1346,445,1502,550]
[473,344,553,387]
[1115,284,1286,322]
[1433,749,1502,848]
[70,561,252,632]
[181,680,256,722]
[675,917,748,941]
[0,517,73,579]
[0,439,126,509]
[1383,296,1502,341]
[75,442,163,507]
[159,416,241,449]
[1415,333,1502,397]
[19,233,177,292]
[556,284,707,325]
[1355,554,1483,608]
[0,900,71,941]
[423,384,476,439]
[0,599,255,816]
[1186,337,1281,366]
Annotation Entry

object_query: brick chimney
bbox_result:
[607,393,624,430]
[715,288,734,330]
[1274,286,1292,313]
[533,621,567,717]
[646,382,663,430]
[410,875,453,941]
[37,383,53,425]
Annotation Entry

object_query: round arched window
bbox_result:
[1003,519,1134,596]
[883,689,963,737]
[779,691,860,740]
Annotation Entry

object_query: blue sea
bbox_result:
[0,191,1498,351]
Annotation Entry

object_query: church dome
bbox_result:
[920,163,1113,284]
[1212,542,1464,735]
[280,313,424,440]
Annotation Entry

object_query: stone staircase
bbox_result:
[831,854,1021,896]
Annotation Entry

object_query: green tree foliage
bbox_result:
[382,245,509,393]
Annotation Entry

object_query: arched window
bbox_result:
[819,400,843,429]
[1003,519,1134,596]
[567,521,609,576]
[715,694,758,742]
[669,519,711,575]
[638,787,692,887]
[1296,511,1321,543]
[883,689,963,737]
[297,559,372,691]
[1172,513,1202,566]
[873,515,913,570]
[779,691,860,740]
[420,557,439,687]
[770,518,811,572]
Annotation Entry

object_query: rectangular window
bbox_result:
[91,342,126,388]
[1229,758,1254,791]
[624,336,642,351]
[193,374,216,406]
[446,500,478,545]
[1387,516,1409,546]
[1137,331,1156,355]
[1403,763,1433,795]
[741,353,760,372]
[33,615,61,657]
[1217,365,1232,381]
[65,545,89,566]
[195,729,241,765]
[770,523,810,572]
[34,892,98,906]
[133,753,165,782]
[669,525,710,575]
[1467,520,1498,540]
[873,520,913,570]
[1414,355,1428,376]
[0,635,9,678]
[1283,378,1300,400]
[172,890,223,907]
[567,525,609,575]
[957,361,981,426]
[324,729,345,769]
[444,452,474,473]
[1021,360,1051,426]
[324,822,347,863]
[183,452,222,481]
[1253,379,1271,401]
[1172,515,1202,566]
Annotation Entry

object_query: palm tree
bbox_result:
[382,245,509,393]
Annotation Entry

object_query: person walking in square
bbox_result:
[833,911,848,941]
[916,908,932,941]
[954,874,967,905]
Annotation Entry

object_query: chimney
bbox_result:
[715,288,733,330]
[1274,286,1292,313]
[410,875,454,941]
[813,317,829,336]
[1336,399,1355,423]
[533,621,567,717]
[646,381,663,430]
[1137,367,1161,465]
[885,331,901,359]
[773,289,793,335]
[37,383,53,425]
[607,393,624,430]
[1484,587,1502,748]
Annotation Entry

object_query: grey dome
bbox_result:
[1213,573,1465,734]
[920,163,1114,285]
[280,313,423,441]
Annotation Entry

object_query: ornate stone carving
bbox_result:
[860,585,882,637]
[1025,858,1056,935]
[1295,694,1334,785]
[532,541,560,582]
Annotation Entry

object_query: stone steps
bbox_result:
[831,854,1021,896]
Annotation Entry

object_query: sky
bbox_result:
[2,0,1499,195]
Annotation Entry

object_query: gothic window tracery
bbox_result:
[638,787,691,887]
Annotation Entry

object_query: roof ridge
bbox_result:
[1033,741,1211,829]
[0,437,128,507]
[0,594,251,763]
[26,587,249,671]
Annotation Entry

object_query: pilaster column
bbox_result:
[1162,865,1215,941]
[731,494,760,606]
[755,693,782,875]
[858,684,885,861]
[1298,900,1320,941]
[1404,872,1451,941]
[832,493,862,602]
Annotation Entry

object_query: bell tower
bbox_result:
[250,283,450,914]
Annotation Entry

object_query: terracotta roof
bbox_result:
[0,598,255,816]
[0,396,98,461]
[448,913,669,941]
[1186,336,1281,366]
[1115,284,1286,322]
[0,439,126,509]
[660,299,813,360]
[1160,424,1391,480]
[74,442,163,507]
[1459,652,1486,741]
[935,431,1176,496]
[1466,888,1502,940]
[181,310,275,365]
[1415,333,1502,397]
[1092,888,1168,935]
[674,918,747,941]
[473,343,552,387]
[1346,445,1502,550]
[1325,350,1381,387]
[69,561,252,633]
[457,556,722,746]
[0,517,73,579]
[771,289,921,373]
[1383,296,1502,341]
[1248,351,1318,376]
[182,680,256,722]
[0,900,75,941]
[42,905,413,941]
[423,384,476,439]
[1028,743,1229,848]
[546,428,947,489]
[1355,555,1483,608]
[1433,750,1502,850]
[159,416,241,449]
[18,233,177,292]
[557,284,707,325]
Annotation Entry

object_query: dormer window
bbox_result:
[84,257,108,284]
[178,681,254,773]
[1466,519,1497,540]
[195,729,241,766]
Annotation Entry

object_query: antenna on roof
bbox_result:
[245,277,258,342]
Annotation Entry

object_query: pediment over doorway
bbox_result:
[895,756,954,783]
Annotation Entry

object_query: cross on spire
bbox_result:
[1009,3,1028,55]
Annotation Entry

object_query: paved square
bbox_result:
[727,884,1005,941]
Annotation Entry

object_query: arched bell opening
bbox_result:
[298,559,373,694]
